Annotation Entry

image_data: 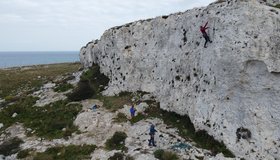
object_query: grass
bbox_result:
[105,131,127,151]
[54,83,74,92]
[101,92,132,111]
[0,137,23,156]
[0,97,82,139]
[33,145,96,160]
[0,63,81,98]
[154,149,179,160]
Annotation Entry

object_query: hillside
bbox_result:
[80,0,280,159]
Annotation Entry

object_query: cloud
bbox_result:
[0,0,214,51]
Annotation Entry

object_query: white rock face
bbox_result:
[80,0,280,159]
[33,83,67,107]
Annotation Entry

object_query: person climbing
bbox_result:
[200,21,212,48]
[130,105,136,118]
[148,124,157,147]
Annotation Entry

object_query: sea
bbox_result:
[0,51,80,68]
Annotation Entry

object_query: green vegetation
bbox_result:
[0,97,82,139]
[101,92,132,111]
[17,149,34,159]
[105,131,127,151]
[54,83,73,92]
[0,63,81,98]
[214,0,226,4]
[108,153,134,160]
[0,137,23,156]
[154,149,179,160]
[67,64,110,101]
[274,4,280,9]
[67,79,94,101]
[125,155,135,160]
[108,152,125,160]
[33,145,96,160]
[114,112,128,123]
[144,101,234,157]
[130,113,146,124]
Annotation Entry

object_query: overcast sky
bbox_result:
[0,0,214,51]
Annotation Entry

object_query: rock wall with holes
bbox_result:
[80,0,280,159]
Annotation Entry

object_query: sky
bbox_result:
[0,0,214,51]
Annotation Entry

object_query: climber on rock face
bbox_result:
[200,21,212,48]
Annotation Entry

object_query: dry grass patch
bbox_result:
[0,62,81,98]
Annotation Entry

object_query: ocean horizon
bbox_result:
[0,51,80,69]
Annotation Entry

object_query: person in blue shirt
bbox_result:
[91,104,99,111]
[130,105,136,118]
[148,124,157,146]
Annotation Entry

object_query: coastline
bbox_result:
[0,61,81,70]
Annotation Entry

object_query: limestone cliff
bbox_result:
[80,0,280,159]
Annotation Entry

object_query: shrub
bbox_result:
[0,137,23,156]
[17,149,34,159]
[54,83,73,92]
[4,95,21,104]
[130,113,146,124]
[33,145,96,160]
[154,149,164,159]
[153,149,178,160]
[108,152,124,160]
[274,4,280,9]
[125,155,134,160]
[67,79,94,101]
[105,132,127,151]
[67,64,110,101]
[114,113,128,123]
[80,65,110,97]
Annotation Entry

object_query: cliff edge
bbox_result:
[80,0,280,159]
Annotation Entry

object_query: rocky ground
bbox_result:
[0,67,236,160]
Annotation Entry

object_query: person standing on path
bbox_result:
[130,105,136,118]
[148,124,157,147]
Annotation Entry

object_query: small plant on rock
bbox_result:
[153,149,179,160]
[0,137,23,156]
[54,83,73,92]
[17,149,34,159]
[114,112,128,123]
[108,152,125,160]
[105,131,127,151]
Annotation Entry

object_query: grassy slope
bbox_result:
[0,63,81,98]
